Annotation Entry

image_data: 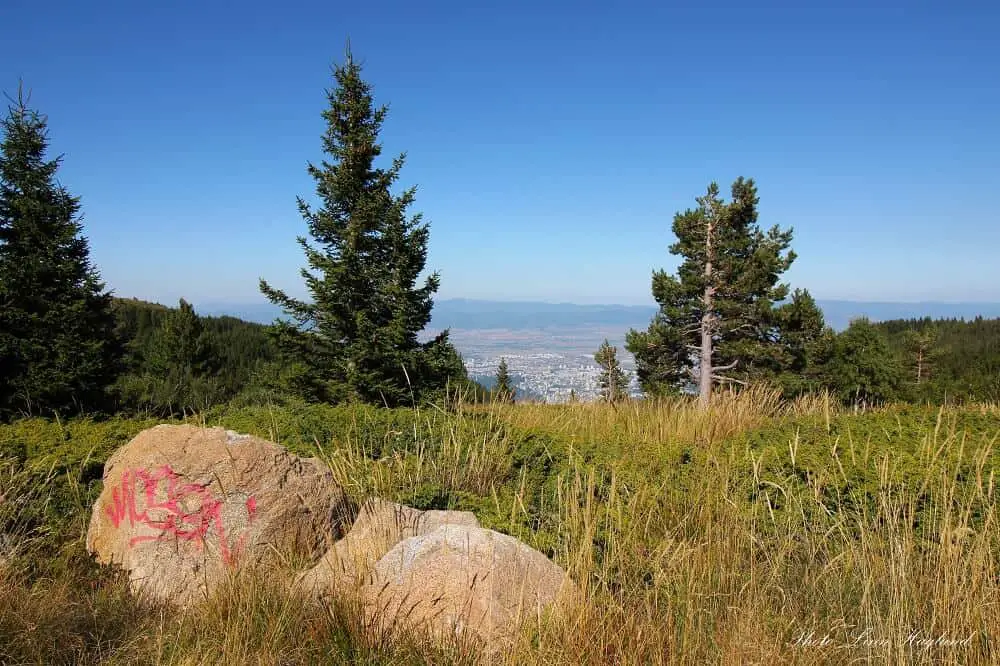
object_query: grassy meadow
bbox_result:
[1,389,999,664]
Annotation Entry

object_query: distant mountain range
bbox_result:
[198,298,1000,333]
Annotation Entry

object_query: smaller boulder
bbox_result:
[364,524,576,649]
[298,498,479,595]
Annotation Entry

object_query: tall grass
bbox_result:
[1,394,997,664]
[520,409,999,664]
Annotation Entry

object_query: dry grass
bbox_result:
[500,384,791,449]
[2,392,998,664]
[516,413,1000,665]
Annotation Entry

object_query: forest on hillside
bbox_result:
[876,317,1000,403]
[107,298,1000,416]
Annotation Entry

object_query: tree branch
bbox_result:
[712,374,747,386]
[715,359,739,371]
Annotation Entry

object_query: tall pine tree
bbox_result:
[259,50,465,406]
[626,178,795,408]
[0,89,119,418]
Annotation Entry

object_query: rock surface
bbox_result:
[364,523,575,648]
[86,424,351,605]
[298,498,479,595]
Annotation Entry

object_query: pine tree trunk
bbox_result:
[699,215,715,410]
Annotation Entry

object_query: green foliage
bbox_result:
[767,289,835,397]
[594,340,628,402]
[3,398,1000,663]
[0,90,120,419]
[112,298,277,415]
[876,316,1000,403]
[822,318,903,405]
[137,299,219,413]
[259,49,466,407]
[494,357,515,404]
[626,178,811,401]
[899,327,939,387]
[735,406,1000,531]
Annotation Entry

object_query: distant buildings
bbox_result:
[466,353,639,403]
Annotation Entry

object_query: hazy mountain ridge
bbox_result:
[201,298,1000,333]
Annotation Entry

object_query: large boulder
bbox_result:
[364,524,576,649]
[86,424,351,605]
[298,498,479,595]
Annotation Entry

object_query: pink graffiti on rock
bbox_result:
[105,465,257,565]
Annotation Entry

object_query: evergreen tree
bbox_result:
[0,89,119,418]
[494,357,515,404]
[259,49,465,406]
[144,300,212,377]
[145,299,219,413]
[594,339,629,402]
[875,316,1000,403]
[111,297,278,412]
[626,178,795,407]
[823,318,903,405]
[769,289,835,397]
[116,299,221,415]
[901,328,939,387]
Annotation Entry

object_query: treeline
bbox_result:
[112,298,278,415]
[3,55,997,420]
[877,317,1000,403]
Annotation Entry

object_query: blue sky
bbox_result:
[3,0,998,307]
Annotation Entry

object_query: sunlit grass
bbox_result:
[1,393,998,664]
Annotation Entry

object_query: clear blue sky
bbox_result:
[3,0,998,307]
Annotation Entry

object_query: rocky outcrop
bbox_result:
[86,424,351,605]
[298,498,479,595]
[86,425,577,649]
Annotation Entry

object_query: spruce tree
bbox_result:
[141,299,219,414]
[626,178,795,408]
[259,50,465,406]
[823,318,903,405]
[494,357,515,404]
[768,289,834,397]
[0,89,119,418]
[594,339,629,402]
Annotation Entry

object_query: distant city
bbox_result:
[203,298,1000,403]
[440,328,641,403]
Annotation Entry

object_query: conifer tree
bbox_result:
[144,300,210,376]
[626,178,795,408]
[494,357,515,404]
[823,318,903,405]
[594,339,629,402]
[144,299,220,413]
[117,299,218,416]
[0,89,119,418]
[259,49,465,406]
[768,289,834,397]
[901,328,939,386]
